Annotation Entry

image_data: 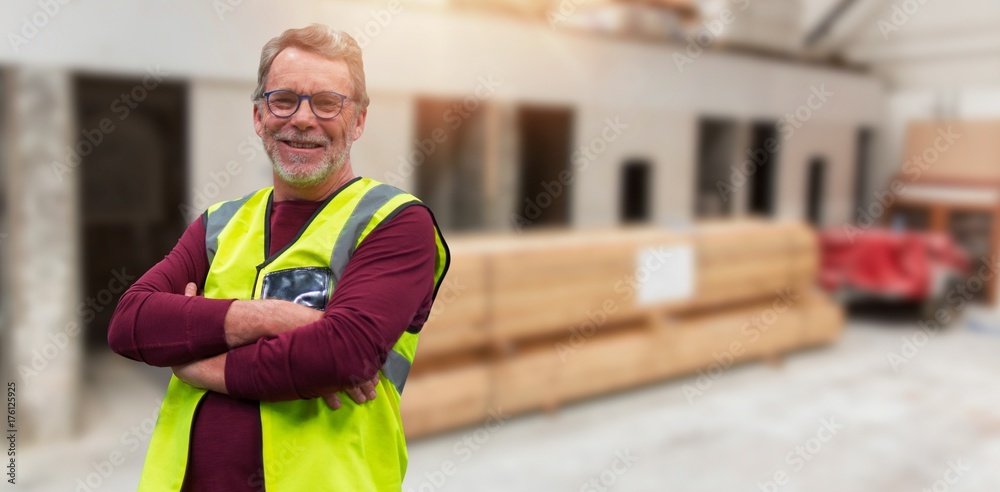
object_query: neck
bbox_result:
[272,162,356,202]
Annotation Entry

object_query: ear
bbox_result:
[253,102,265,138]
[351,105,367,142]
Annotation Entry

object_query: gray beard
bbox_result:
[265,135,351,187]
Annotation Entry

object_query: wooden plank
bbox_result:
[402,291,844,438]
[401,363,491,439]
[493,345,558,414]
[427,221,821,356]
[415,325,489,360]
[492,303,641,343]
[698,255,792,286]
[417,250,490,361]
[800,293,844,346]
[556,327,653,403]
[902,120,1000,183]
[696,220,803,261]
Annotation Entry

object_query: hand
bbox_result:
[224,298,324,347]
[186,281,323,347]
[322,374,380,410]
[189,282,375,408]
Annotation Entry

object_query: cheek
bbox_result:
[266,118,288,133]
[324,122,353,143]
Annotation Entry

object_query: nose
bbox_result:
[288,99,318,131]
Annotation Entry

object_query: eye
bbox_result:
[311,93,343,114]
[269,91,299,110]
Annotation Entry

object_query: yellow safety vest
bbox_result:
[138,177,450,491]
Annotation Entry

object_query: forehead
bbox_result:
[266,47,352,94]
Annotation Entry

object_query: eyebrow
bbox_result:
[269,89,343,94]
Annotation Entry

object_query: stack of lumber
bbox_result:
[401,220,842,438]
[693,220,818,308]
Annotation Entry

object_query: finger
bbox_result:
[184,282,197,297]
[345,385,367,404]
[360,379,377,401]
[323,393,342,410]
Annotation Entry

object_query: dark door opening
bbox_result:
[806,156,826,226]
[621,159,651,223]
[517,106,573,229]
[414,97,488,232]
[75,75,188,350]
[748,121,779,216]
[694,118,738,218]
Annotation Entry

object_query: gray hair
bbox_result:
[252,24,369,110]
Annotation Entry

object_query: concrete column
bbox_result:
[0,70,9,399]
[4,68,81,442]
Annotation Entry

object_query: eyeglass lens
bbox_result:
[268,90,344,119]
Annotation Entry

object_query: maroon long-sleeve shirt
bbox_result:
[108,195,439,491]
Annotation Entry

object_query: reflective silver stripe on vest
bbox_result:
[205,191,257,267]
[382,350,411,394]
[327,184,418,395]
[329,184,406,284]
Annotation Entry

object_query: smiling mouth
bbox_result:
[282,140,324,150]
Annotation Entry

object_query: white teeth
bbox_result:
[286,141,321,149]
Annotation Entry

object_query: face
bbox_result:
[253,47,366,188]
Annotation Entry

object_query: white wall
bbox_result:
[1,1,883,118]
[353,92,417,192]
[571,108,697,228]
[2,0,885,228]
[778,121,859,226]
[187,79,272,218]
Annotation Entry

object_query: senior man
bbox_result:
[108,24,449,491]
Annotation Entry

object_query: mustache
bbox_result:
[272,130,330,145]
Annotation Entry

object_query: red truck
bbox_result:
[819,227,971,319]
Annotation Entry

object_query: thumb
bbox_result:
[324,393,342,410]
[185,282,198,297]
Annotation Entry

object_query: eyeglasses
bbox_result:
[261,90,352,120]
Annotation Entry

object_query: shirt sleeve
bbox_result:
[107,216,234,367]
[224,205,439,401]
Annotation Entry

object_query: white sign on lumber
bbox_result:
[635,243,695,306]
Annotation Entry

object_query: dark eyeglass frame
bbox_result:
[261,89,353,120]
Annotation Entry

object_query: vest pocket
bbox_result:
[260,267,332,311]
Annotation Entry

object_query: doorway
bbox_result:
[806,156,827,226]
[75,75,189,349]
[517,106,573,229]
[621,159,652,223]
[694,118,739,218]
[748,121,779,217]
[853,127,874,222]
[414,97,489,232]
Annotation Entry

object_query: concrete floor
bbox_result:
[14,311,1000,491]
[404,312,1000,492]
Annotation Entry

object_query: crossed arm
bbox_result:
[107,206,438,409]
[170,282,380,409]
